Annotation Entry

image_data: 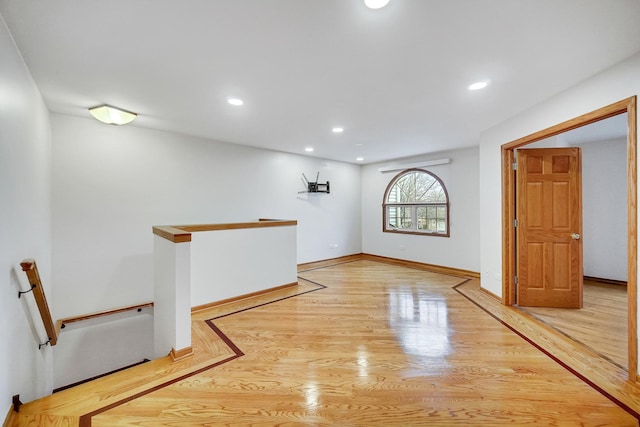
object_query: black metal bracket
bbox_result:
[38,338,51,350]
[299,172,330,194]
[12,394,22,412]
[17,284,36,299]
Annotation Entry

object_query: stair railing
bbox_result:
[20,259,57,347]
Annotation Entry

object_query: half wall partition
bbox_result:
[152,219,298,360]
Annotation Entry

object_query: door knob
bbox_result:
[571,233,580,240]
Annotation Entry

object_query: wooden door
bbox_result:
[516,147,583,308]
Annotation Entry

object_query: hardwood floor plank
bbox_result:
[10,414,78,427]
[95,260,636,425]
[456,278,640,420]
[518,279,628,368]
[9,258,639,426]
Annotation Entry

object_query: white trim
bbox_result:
[377,158,451,173]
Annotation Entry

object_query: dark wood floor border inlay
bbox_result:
[79,280,327,426]
[78,348,242,426]
[210,278,327,320]
[453,282,640,421]
[514,305,627,371]
[69,260,636,426]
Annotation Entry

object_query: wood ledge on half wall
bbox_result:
[152,218,298,243]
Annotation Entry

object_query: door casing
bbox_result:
[501,96,637,380]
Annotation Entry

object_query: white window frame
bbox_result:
[382,168,450,237]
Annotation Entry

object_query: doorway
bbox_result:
[501,97,637,380]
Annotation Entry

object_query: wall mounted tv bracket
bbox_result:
[299,172,330,194]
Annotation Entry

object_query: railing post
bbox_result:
[153,230,193,360]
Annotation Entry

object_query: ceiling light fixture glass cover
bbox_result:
[364,0,390,9]
[468,81,489,90]
[227,98,244,106]
[89,105,137,125]
[332,127,344,133]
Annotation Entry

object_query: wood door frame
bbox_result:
[501,96,638,380]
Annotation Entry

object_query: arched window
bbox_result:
[383,169,449,236]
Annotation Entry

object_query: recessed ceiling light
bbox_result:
[88,105,137,125]
[356,157,364,161]
[468,81,489,91]
[227,97,244,106]
[305,147,314,152]
[332,127,344,133]
[365,0,390,9]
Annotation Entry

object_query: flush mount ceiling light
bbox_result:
[468,81,489,91]
[332,127,344,133]
[365,0,390,9]
[227,97,244,106]
[88,105,137,125]
[356,157,364,162]
[305,147,314,152]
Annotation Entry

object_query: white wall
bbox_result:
[190,225,297,307]
[50,114,362,385]
[53,310,154,391]
[479,52,640,371]
[479,51,640,296]
[361,147,480,272]
[0,15,53,405]
[580,138,627,281]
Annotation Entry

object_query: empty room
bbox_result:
[2,1,640,425]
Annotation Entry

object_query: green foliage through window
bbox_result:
[383,169,449,236]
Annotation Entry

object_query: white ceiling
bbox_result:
[2,0,640,164]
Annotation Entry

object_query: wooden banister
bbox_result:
[20,259,58,346]
[152,218,297,242]
[56,302,154,332]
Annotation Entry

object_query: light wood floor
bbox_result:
[518,280,628,369]
[7,257,640,426]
